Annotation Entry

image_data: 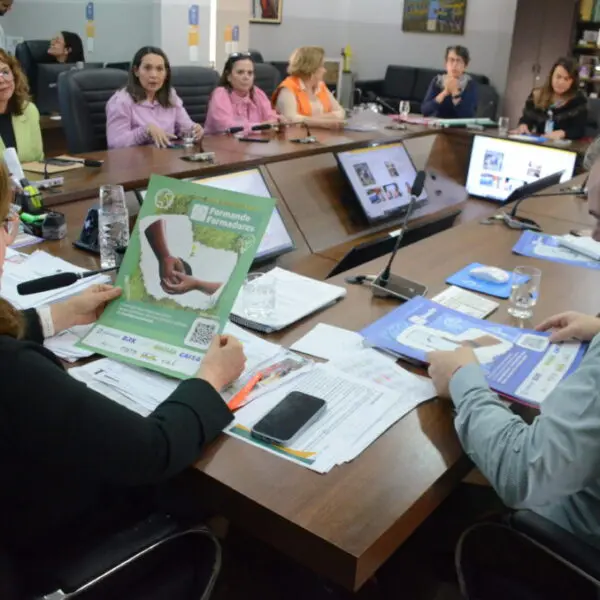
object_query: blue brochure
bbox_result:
[513,231,600,271]
[446,262,524,299]
[360,297,586,408]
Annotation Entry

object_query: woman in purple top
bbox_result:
[106,46,204,149]
[204,52,282,135]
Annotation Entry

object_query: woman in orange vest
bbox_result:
[272,46,345,129]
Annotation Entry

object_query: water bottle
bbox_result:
[544,109,554,135]
[98,185,129,269]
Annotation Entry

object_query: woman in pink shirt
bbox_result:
[204,52,281,134]
[106,46,204,149]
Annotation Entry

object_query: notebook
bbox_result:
[230,268,347,333]
[557,235,600,261]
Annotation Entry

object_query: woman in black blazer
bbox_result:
[514,57,588,141]
[0,161,246,597]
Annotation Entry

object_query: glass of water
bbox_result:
[498,116,510,136]
[508,266,541,320]
[181,128,196,147]
[99,184,130,269]
[399,100,411,120]
[242,273,276,321]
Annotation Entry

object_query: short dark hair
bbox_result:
[61,31,85,64]
[219,53,255,88]
[445,45,470,65]
[126,46,172,108]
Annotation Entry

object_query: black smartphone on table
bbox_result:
[250,391,326,446]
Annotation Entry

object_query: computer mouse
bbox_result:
[469,266,510,284]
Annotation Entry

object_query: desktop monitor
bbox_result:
[466,135,577,203]
[136,168,295,263]
[335,142,428,224]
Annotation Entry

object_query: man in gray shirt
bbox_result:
[427,162,600,548]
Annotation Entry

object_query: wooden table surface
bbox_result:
[18,124,600,591]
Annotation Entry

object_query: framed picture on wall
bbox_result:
[323,58,343,99]
[251,0,283,24]
[402,0,468,35]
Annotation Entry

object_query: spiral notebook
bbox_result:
[230,268,347,333]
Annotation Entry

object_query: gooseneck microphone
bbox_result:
[17,266,118,296]
[365,91,398,115]
[224,126,244,135]
[50,157,104,168]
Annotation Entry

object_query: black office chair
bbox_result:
[1,513,222,599]
[105,61,130,71]
[170,66,219,125]
[253,63,281,100]
[586,97,600,139]
[327,210,461,278]
[248,49,264,63]
[58,68,128,154]
[15,40,54,100]
[456,510,600,599]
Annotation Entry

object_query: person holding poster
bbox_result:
[0,157,246,596]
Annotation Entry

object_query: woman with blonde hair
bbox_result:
[0,49,43,162]
[514,57,587,141]
[0,157,246,597]
[272,45,345,128]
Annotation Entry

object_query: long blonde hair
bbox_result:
[0,160,23,338]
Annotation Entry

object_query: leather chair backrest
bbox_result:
[249,49,264,63]
[15,40,53,99]
[170,66,219,124]
[382,66,417,100]
[253,63,281,100]
[587,97,600,138]
[58,68,128,153]
[105,62,130,71]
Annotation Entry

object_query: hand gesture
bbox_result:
[445,76,460,96]
[192,123,204,140]
[147,123,177,148]
[427,347,479,399]
[162,273,223,296]
[536,312,600,343]
[513,123,530,135]
[158,256,184,288]
[197,334,247,391]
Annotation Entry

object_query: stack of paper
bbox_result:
[45,324,95,362]
[226,348,436,474]
[1,250,110,310]
[558,234,600,261]
[69,322,310,415]
[230,268,346,333]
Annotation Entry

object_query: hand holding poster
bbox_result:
[79,174,275,379]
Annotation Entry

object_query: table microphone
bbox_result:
[369,171,429,301]
[365,91,397,115]
[251,123,274,131]
[17,266,118,295]
[50,157,104,167]
[223,126,244,135]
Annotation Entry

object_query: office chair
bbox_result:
[170,66,219,125]
[104,61,130,71]
[253,63,281,100]
[15,40,54,101]
[327,210,461,278]
[248,49,264,63]
[586,97,600,139]
[1,513,222,599]
[456,510,600,599]
[58,68,128,154]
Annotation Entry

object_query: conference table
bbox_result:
[21,124,599,592]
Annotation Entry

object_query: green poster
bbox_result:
[79,174,275,379]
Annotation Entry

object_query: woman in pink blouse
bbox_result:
[204,52,281,134]
[106,46,204,149]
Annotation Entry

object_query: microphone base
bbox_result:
[370,273,427,302]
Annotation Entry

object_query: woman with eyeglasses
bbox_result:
[0,157,247,596]
[204,52,281,134]
[0,50,43,163]
[272,46,345,129]
[106,46,204,149]
[47,31,85,64]
[422,46,478,119]
[513,57,587,141]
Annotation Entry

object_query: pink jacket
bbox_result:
[203,86,278,134]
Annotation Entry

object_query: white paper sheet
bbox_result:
[290,323,365,360]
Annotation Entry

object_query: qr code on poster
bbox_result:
[517,334,549,353]
[184,317,219,350]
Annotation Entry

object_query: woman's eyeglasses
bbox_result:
[0,69,13,81]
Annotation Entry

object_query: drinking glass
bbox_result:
[181,128,196,147]
[242,273,276,321]
[508,266,541,320]
[98,184,129,269]
[498,116,510,137]
[399,100,411,120]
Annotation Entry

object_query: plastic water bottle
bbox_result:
[99,185,129,269]
[544,109,554,135]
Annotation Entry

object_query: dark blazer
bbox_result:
[518,90,588,140]
[0,310,232,559]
